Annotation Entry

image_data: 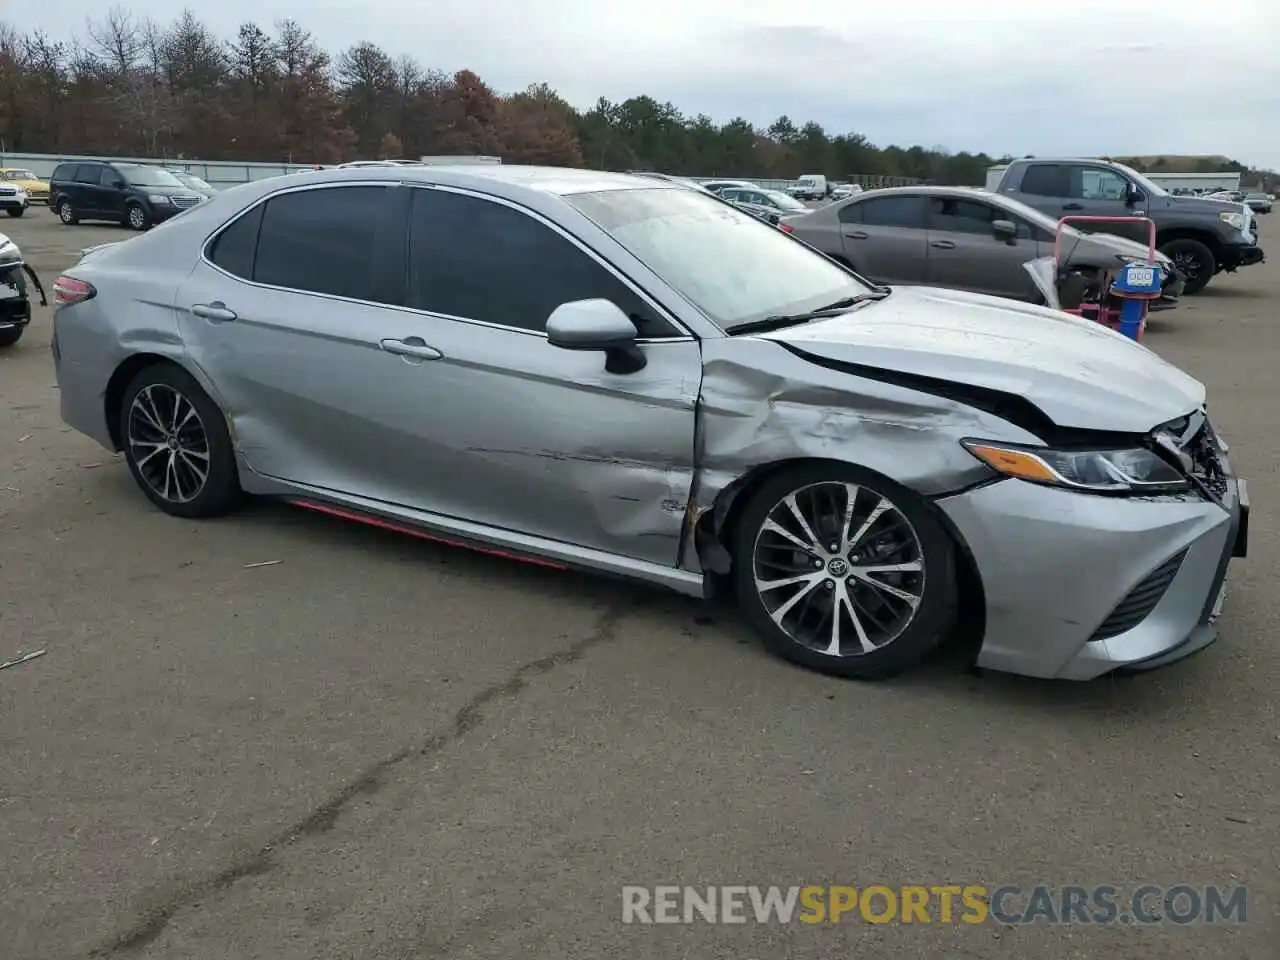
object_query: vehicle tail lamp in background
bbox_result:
[53,276,95,307]
[778,222,796,234]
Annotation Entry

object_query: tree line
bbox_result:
[0,8,1266,186]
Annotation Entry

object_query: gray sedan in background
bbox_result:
[51,166,1245,681]
[782,185,1183,305]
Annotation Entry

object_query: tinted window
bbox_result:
[1020,164,1071,197]
[407,189,676,337]
[51,163,73,181]
[859,196,925,228]
[1079,168,1128,201]
[73,164,104,185]
[929,197,1033,239]
[837,201,863,224]
[207,203,264,280]
[253,186,393,301]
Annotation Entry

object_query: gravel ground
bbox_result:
[1,205,1277,959]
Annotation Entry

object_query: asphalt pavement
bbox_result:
[1,206,1277,959]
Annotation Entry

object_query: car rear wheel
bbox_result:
[58,199,78,225]
[0,326,24,348]
[120,363,242,518]
[1159,238,1215,295]
[732,464,958,680]
[125,203,148,231]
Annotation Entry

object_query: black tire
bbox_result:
[58,199,79,225]
[732,463,958,680]
[125,202,148,231]
[119,363,242,519]
[1159,238,1215,295]
[6,206,24,218]
[0,326,24,348]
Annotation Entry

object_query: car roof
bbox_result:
[279,164,675,198]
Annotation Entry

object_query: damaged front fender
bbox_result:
[684,337,1043,575]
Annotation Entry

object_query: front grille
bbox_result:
[0,188,16,197]
[171,195,201,209]
[1089,550,1186,641]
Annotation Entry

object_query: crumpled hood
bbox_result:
[761,286,1204,434]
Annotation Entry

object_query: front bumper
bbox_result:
[938,472,1247,680]
[1219,242,1264,271]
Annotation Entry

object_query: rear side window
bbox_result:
[406,188,676,337]
[74,164,104,185]
[1020,164,1071,197]
[207,203,264,280]
[252,185,394,302]
[859,196,925,228]
[837,201,863,224]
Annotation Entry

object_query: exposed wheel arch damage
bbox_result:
[683,337,1040,576]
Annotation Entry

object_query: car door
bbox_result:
[72,163,108,215]
[177,182,420,502]
[838,195,928,283]
[924,196,1042,299]
[99,165,129,221]
[379,185,701,565]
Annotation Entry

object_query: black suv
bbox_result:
[48,160,206,231]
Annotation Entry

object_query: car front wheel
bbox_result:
[6,205,24,218]
[58,199,78,225]
[125,203,149,231]
[1159,238,1215,295]
[120,363,242,518]
[733,464,958,679]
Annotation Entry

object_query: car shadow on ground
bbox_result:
[229,496,1210,723]
[1196,283,1266,300]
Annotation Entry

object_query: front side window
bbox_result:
[252,185,393,301]
[1079,168,1129,201]
[568,186,873,330]
[406,188,677,337]
[928,197,1034,239]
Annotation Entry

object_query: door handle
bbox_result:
[1062,202,1084,211]
[380,337,442,361]
[929,240,956,249]
[846,230,869,240]
[190,302,237,322]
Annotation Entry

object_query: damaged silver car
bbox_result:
[51,166,1249,681]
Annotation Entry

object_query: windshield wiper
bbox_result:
[725,290,891,335]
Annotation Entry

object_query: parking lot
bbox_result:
[2,208,1277,959]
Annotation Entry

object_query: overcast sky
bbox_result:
[22,0,1280,170]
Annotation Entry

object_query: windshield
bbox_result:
[3,170,38,181]
[568,187,872,330]
[118,165,184,187]
[179,174,212,190]
[763,190,808,211]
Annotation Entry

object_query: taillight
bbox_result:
[53,275,95,307]
[778,222,796,234]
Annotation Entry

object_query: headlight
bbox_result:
[962,440,1190,494]
[1219,211,1246,231]
[152,195,174,205]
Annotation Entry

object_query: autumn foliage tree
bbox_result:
[6,7,1262,184]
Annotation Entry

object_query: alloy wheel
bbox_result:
[1172,251,1201,281]
[752,482,925,657]
[127,384,211,503]
[59,201,74,224]
[128,206,145,229]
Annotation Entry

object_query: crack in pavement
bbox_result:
[87,597,637,958]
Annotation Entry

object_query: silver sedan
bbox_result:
[51,166,1248,680]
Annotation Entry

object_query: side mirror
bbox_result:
[546,299,647,375]
[991,219,1018,243]
[1125,182,1144,206]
